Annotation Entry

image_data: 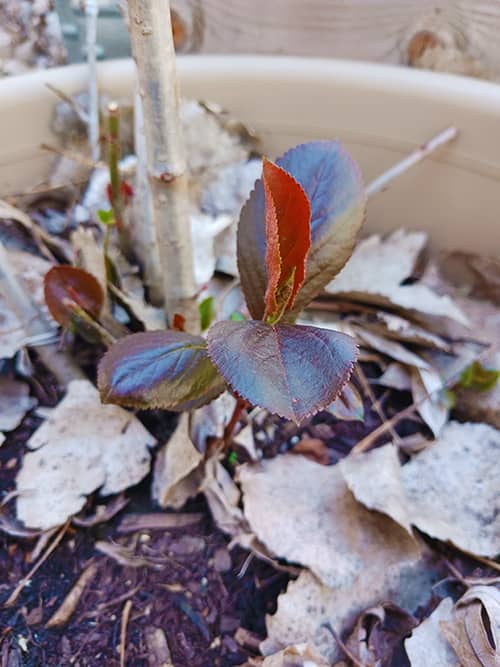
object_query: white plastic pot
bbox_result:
[1,56,499,254]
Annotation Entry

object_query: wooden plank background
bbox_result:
[170,0,500,80]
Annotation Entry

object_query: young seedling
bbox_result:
[98,141,366,423]
[44,265,113,346]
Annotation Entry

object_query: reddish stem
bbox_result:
[223,396,248,447]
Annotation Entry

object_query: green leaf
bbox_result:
[207,320,357,423]
[458,361,500,393]
[98,330,226,411]
[199,296,216,331]
[98,208,115,225]
[229,311,246,322]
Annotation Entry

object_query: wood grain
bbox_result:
[171,0,500,78]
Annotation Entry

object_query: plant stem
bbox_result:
[127,0,197,329]
[64,299,116,348]
[106,102,133,257]
[85,0,100,162]
[106,102,124,227]
[365,126,458,198]
[223,396,248,448]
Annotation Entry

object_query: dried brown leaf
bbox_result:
[441,586,500,667]
[152,413,203,509]
[405,598,458,666]
[326,230,467,324]
[0,378,37,431]
[340,421,500,557]
[16,380,155,529]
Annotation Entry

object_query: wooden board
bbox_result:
[171,0,500,79]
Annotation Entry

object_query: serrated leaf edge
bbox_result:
[207,325,358,424]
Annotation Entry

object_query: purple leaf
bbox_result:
[207,320,358,423]
[238,141,366,320]
[98,331,226,411]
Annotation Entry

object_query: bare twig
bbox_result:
[120,599,133,667]
[352,341,499,454]
[4,521,69,608]
[321,622,365,667]
[117,512,203,533]
[127,0,197,327]
[85,0,100,161]
[45,83,89,124]
[365,126,458,197]
[46,563,98,628]
[0,241,83,386]
[40,142,100,170]
[355,365,401,444]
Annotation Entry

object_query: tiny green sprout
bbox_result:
[229,311,245,322]
[227,451,238,465]
[98,209,115,225]
[458,361,500,393]
[199,296,216,331]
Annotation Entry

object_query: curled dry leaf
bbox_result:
[201,456,246,536]
[239,455,419,588]
[352,326,430,370]
[328,382,364,422]
[375,363,413,392]
[326,230,467,324]
[343,603,418,667]
[261,643,330,667]
[356,311,451,351]
[16,380,156,529]
[0,378,37,432]
[411,366,449,437]
[0,250,54,358]
[441,586,500,667]
[262,557,430,665]
[405,598,458,667]
[340,421,500,557]
[152,413,203,509]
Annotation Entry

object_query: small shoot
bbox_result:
[199,296,216,331]
[458,361,500,393]
[44,266,112,345]
[98,141,366,423]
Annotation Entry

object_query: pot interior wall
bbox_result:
[1,56,499,255]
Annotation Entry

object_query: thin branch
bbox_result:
[4,521,69,608]
[365,126,458,197]
[85,0,100,162]
[352,341,499,455]
[119,599,133,667]
[132,88,164,305]
[127,0,197,327]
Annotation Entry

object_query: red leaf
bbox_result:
[44,266,104,328]
[172,313,186,332]
[262,158,311,323]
